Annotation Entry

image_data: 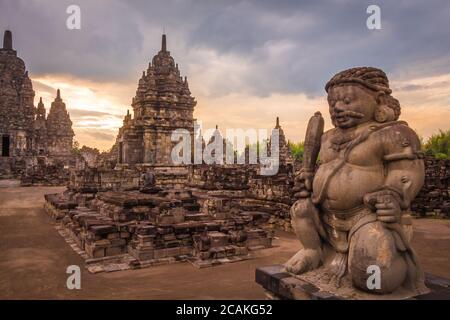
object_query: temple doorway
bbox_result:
[118,142,123,163]
[2,135,10,157]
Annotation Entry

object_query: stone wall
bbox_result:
[412,156,449,217]
[68,164,190,194]
[69,167,141,193]
[187,164,296,230]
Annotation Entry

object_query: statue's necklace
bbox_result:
[330,130,356,152]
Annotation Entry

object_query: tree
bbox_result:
[289,141,305,161]
[79,145,100,155]
[423,129,450,160]
[72,140,80,155]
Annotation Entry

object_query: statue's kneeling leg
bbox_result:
[348,221,407,294]
[284,199,323,275]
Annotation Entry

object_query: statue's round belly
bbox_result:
[312,162,385,211]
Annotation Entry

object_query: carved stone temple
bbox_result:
[45,89,75,158]
[116,34,196,166]
[0,30,74,182]
[0,30,36,159]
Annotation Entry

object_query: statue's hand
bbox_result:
[364,190,402,223]
[293,169,314,198]
[375,194,401,223]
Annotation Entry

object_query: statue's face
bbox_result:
[327,84,378,129]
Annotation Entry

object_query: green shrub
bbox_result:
[289,141,304,161]
[423,129,450,159]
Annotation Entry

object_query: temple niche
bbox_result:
[117,34,196,166]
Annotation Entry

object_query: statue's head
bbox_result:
[325,67,400,129]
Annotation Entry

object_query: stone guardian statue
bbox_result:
[285,67,429,296]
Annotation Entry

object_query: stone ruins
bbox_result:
[0,30,74,185]
[0,30,447,274]
[43,35,289,271]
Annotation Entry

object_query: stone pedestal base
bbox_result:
[255,265,450,300]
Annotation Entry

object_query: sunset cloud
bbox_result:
[32,75,132,149]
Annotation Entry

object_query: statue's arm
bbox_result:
[383,158,424,208]
[364,124,424,222]
[381,124,425,206]
[293,130,331,199]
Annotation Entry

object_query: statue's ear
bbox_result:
[374,92,395,123]
[376,92,387,105]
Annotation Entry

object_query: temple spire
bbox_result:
[56,89,61,100]
[3,30,12,50]
[36,97,46,119]
[161,34,167,52]
[276,116,280,128]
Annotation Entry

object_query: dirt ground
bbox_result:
[0,185,449,300]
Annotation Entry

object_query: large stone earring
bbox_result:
[374,105,394,123]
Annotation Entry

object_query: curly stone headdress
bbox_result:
[325,67,400,120]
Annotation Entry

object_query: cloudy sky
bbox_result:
[1,0,449,150]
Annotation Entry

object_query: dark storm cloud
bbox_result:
[0,0,144,81]
[184,0,450,96]
[1,0,449,96]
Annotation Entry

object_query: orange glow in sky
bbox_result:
[32,72,450,151]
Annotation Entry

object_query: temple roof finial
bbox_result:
[39,97,43,104]
[161,34,167,52]
[3,30,12,50]
[56,89,61,100]
[276,116,280,128]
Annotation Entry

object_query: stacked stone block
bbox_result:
[44,186,273,266]
[412,156,449,217]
